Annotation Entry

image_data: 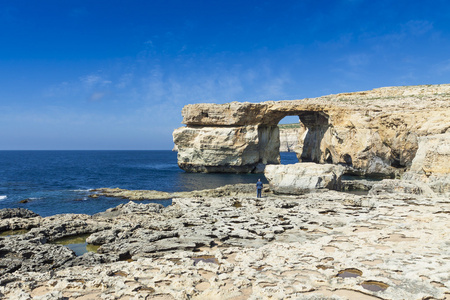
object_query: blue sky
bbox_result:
[1,0,449,150]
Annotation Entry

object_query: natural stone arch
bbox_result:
[172,104,351,174]
[277,116,302,165]
[173,84,450,178]
[297,111,330,163]
[260,110,332,166]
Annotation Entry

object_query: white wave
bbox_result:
[0,195,7,201]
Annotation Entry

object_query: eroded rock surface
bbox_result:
[0,184,449,300]
[403,133,450,194]
[279,124,301,152]
[91,183,260,200]
[265,163,345,194]
[173,84,450,179]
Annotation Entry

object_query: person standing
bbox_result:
[256,179,263,198]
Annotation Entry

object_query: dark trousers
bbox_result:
[257,188,262,198]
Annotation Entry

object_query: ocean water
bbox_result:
[0,151,298,217]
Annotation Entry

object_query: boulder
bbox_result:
[264,163,345,194]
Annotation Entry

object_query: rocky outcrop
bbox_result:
[91,187,172,200]
[402,133,450,194]
[0,186,449,300]
[278,124,301,152]
[0,213,113,275]
[173,84,450,179]
[368,179,435,196]
[264,163,345,194]
[91,183,261,200]
[0,208,39,219]
[173,125,279,173]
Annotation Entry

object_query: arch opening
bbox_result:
[277,115,301,165]
[298,111,330,163]
[258,110,331,169]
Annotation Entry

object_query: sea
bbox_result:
[0,150,299,217]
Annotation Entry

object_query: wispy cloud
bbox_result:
[89,91,107,102]
[132,55,294,106]
[402,20,433,36]
[80,74,111,88]
[116,73,134,89]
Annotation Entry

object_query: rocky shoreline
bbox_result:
[1,183,449,299]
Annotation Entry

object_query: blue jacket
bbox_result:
[256,181,263,189]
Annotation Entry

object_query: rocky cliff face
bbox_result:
[173,84,450,180]
[278,124,301,152]
[403,133,450,193]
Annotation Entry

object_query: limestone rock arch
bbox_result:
[173,85,450,180]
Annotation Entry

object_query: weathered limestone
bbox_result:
[173,84,450,179]
[173,125,279,172]
[279,124,301,152]
[91,187,172,200]
[265,163,345,194]
[368,179,435,196]
[1,186,449,300]
[403,133,450,194]
[91,183,262,200]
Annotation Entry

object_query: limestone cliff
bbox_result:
[173,84,450,180]
[278,124,301,152]
[403,133,450,193]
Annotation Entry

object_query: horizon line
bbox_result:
[0,149,175,151]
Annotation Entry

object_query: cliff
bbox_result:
[173,84,450,191]
[278,123,301,152]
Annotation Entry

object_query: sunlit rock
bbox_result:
[265,163,345,194]
[173,84,450,180]
[403,133,450,194]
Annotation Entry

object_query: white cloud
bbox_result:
[80,74,112,88]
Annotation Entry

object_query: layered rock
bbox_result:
[173,125,279,173]
[368,179,435,196]
[173,84,450,178]
[264,163,345,194]
[278,124,301,152]
[402,133,450,194]
[1,186,449,300]
[91,183,261,200]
